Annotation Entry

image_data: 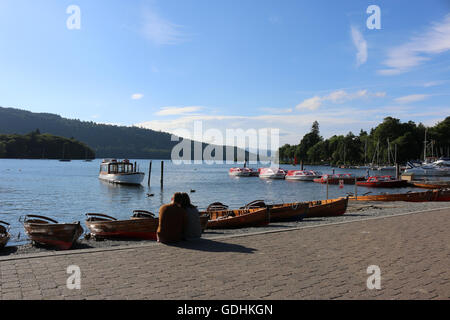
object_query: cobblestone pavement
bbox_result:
[0,208,449,300]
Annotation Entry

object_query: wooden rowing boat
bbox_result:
[0,221,10,249]
[306,197,348,218]
[23,215,83,250]
[409,180,450,189]
[240,200,308,222]
[435,188,450,201]
[85,210,158,240]
[205,208,269,229]
[349,190,438,202]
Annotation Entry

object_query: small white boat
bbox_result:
[258,167,286,179]
[285,170,322,181]
[229,167,251,177]
[99,159,145,185]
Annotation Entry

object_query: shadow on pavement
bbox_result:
[166,238,257,254]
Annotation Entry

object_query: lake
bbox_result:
[0,159,422,245]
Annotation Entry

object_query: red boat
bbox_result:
[356,176,408,188]
[313,174,365,184]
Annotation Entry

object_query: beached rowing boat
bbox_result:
[85,210,158,240]
[349,189,450,202]
[199,214,209,231]
[0,221,10,249]
[205,208,269,229]
[356,176,407,188]
[409,180,450,189]
[306,197,348,218]
[22,215,83,250]
[240,200,308,222]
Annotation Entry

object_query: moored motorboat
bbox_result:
[285,170,322,181]
[313,173,365,184]
[306,197,348,218]
[356,176,407,188]
[229,167,251,177]
[99,159,145,185]
[0,221,11,249]
[22,215,83,250]
[258,167,286,179]
[403,158,450,177]
[85,210,158,240]
[204,207,269,229]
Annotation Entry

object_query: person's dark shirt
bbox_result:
[157,203,187,243]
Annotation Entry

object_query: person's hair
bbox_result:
[180,193,196,209]
[172,192,184,206]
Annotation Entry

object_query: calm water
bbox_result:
[0,159,422,245]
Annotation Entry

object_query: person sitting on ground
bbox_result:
[180,192,202,240]
[157,192,187,244]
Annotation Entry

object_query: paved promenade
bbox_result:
[1,207,449,300]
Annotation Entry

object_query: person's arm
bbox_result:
[157,205,167,241]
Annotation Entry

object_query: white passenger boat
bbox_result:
[404,158,450,177]
[99,159,145,185]
[258,167,286,179]
[229,167,252,177]
[285,170,322,181]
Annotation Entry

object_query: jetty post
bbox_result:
[301,161,304,170]
[395,163,400,180]
[147,160,152,187]
[326,179,329,199]
[160,161,164,188]
[354,177,358,200]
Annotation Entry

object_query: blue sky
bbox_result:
[0,0,449,144]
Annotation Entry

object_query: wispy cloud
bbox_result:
[131,93,144,100]
[155,106,204,116]
[260,107,293,114]
[379,14,450,75]
[351,26,368,66]
[141,8,187,46]
[296,89,385,111]
[423,80,446,87]
[394,94,429,104]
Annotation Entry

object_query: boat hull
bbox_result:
[409,181,450,189]
[349,189,450,202]
[99,172,145,185]
[306,198,348,218]
[24,222,83,250]
[205,208,269,229]
[85,218,158,240]
[269,202,308,221]
[285,175,317,181]
[314,177,365,184]
[259,174,285,179]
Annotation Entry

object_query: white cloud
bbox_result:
[423,80,446,87]
[296,89,385,111]
[379,14,450,75]
[260,107,293,114]
[141,8,187,45]
[131,93,144,100]
[351,26,368,66]
[155,106,204,116]
[394,94,429,104]
[296,96,322,110]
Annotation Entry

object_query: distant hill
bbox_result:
[0,107,255,160]
[0,130,95,159]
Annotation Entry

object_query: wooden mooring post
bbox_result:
[326,178,329,200]
[160,161,164,188]
[354,177,357,200]
[147,161,152,187]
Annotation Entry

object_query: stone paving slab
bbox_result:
[0,208,449,300]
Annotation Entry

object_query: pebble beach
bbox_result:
[2,200,449,257]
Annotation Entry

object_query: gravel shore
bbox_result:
[2,200,449,257]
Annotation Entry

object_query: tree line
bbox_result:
[0,130,95,159]
[278,116,450,166]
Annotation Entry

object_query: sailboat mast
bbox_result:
[424,129,427,162]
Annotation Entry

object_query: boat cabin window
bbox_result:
[100,162,135,174]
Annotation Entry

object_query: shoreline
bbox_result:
[2,200,450,258]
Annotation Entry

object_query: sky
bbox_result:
[0,0,449,146]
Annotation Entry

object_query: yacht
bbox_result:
[258,167,286,179]
[404,158,450,177]
[98,159,145,185]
